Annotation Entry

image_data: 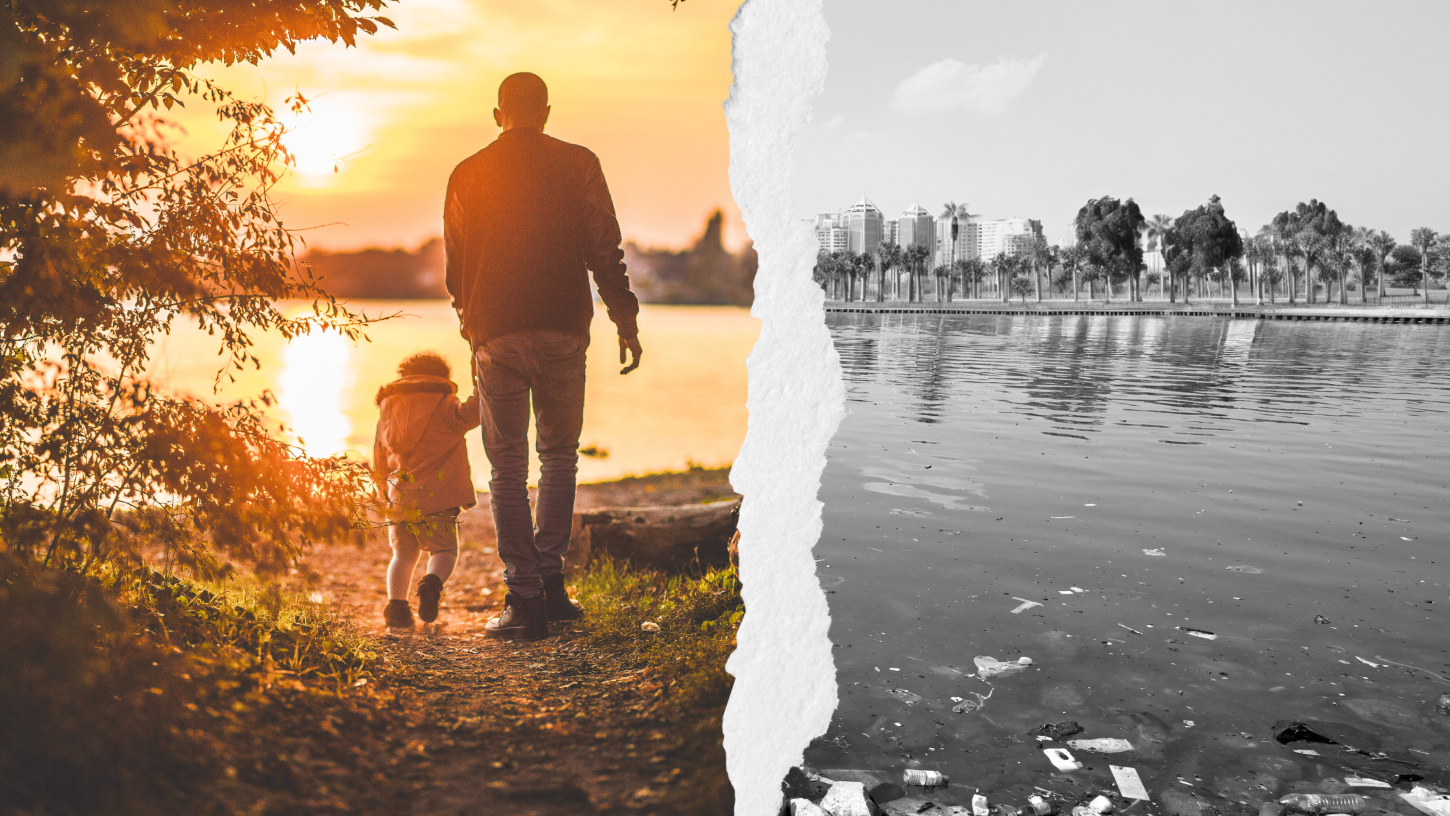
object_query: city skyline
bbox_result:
[794,1,1450,247]
[813,195,1043,268]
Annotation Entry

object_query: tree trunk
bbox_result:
[1073,270,1079,302]
[573,500,741,571]
[1423,256,1431,306]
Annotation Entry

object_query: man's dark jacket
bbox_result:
[445,128,639,346]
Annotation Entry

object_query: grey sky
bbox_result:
[794,1,1450,245]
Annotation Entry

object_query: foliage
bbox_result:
[1165,195,1244,302]
[577,558,742,815]
[1075,196,1145,300]
[127,566,380,691]
[625,210,757,306]
[1269,200,1345,303]
[0,552,208,815]
[1,0,398,200]
[2,0,395,578]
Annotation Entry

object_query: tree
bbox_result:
[1075,196,1146,304]
[1271,200,1345,305]
[938,202,971,295]
[1164,196,1243,306]
[1366,230,1397,302]
[1029,235,1056,303]
[1059,245,1085,302]
[1410,228,1439,306]
[876,241,901,303]
[2,0,397,576]
[1144,214,1173,299]
[961,257,987,300]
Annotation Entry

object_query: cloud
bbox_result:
[821,113,844,130]
[892,54,1046,114]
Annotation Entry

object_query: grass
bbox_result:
[575,557,743,813]
[0,554,386,815]
[124,567,381,695]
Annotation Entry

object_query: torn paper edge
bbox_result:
[722,2,839,814]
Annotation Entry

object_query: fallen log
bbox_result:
[565,499,740,573]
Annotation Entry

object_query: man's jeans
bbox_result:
[473,329,588,598]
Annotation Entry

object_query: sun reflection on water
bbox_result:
[279,329,353,457]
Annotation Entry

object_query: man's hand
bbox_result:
[618,335,642,375]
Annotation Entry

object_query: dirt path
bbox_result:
[296,471,737,815]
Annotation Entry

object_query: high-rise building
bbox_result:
[934,217,973,269]
[896,203,934,254]
[842,196,883,254]
[976,217,1042,259]
[813,213,849,254]
[883,218,900,246]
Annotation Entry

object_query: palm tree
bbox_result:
[1058,245,1083,302]
[1268,212,1300,304]
[1144,214,1172,300]
[876,241,901,303]
[1410,228,1438,306]
[1367,230,1396,303]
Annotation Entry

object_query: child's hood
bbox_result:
[375,375,458,456]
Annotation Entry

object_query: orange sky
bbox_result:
[178,0,746,252]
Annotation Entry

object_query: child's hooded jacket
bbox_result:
[372,374,480,515]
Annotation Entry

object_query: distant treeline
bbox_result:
[624,210,756,307]
[296,211,755,306]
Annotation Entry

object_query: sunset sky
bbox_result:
[175,0,746,252]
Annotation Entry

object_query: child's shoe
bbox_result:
[417,574,444,624]
[383,599,414,629]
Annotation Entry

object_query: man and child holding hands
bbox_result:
[371,72,643,643]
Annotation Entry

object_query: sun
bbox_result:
[281,103,366,181]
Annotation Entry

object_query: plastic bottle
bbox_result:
[1278,794,1368,815]
[902,769,947,787]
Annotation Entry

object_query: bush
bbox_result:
[0,554,209,815]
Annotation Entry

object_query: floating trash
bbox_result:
[1042,747,1082,771]
[1278,793,1368,815]
[1011,597,1044,614]
[1178,626,1217,640]
[1110,765,1149,800]
[974,655,1033,678]
[1028,721,1083,740]
[1143,548,1165,557]
[1067,737,1134,753]
[902,768,948,787]
[1225,565,1263,574]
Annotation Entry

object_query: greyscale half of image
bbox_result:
[780,3,1450,816]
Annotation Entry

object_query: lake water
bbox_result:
[804,313,1450,804]
[148,302,757,487]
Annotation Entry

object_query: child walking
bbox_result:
[372,351,480,629]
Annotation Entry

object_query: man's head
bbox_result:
[494,72,550,132]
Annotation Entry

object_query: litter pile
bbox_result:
[783,657,1450,816]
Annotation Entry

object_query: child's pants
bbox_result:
[387,509,460,601]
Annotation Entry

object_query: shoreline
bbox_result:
[825,299,1450,323]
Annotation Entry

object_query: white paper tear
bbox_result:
[722,1,838,813]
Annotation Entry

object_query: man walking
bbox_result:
[446,72,642,641]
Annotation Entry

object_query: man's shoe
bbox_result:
[383,599,414,629]
[542,573,584,621]
[417,574,443,624]
[484,592,548,641]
